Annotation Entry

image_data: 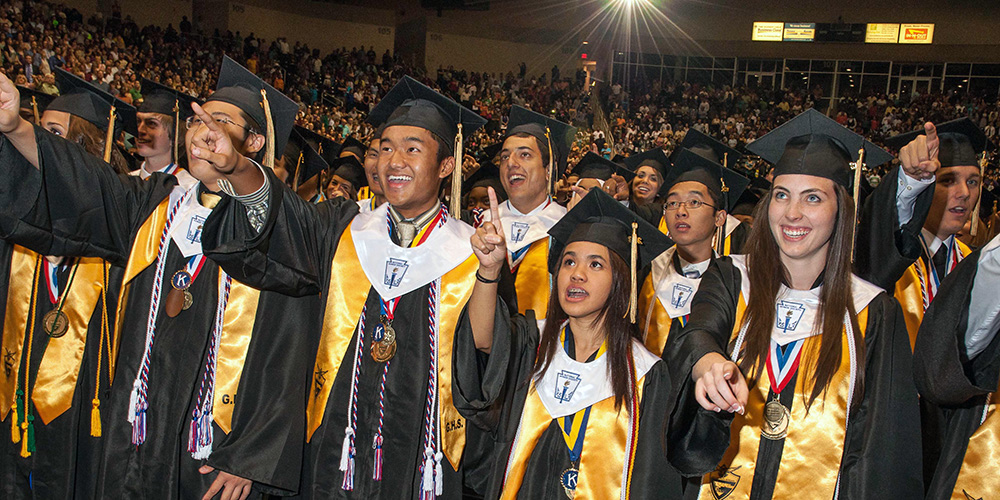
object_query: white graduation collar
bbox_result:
[492,199,566,253]
[167,183,212,257]
[650,246,707,319]
[351,203,475,300]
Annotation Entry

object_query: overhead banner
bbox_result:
[899,24,934,44]
[752,22,784,41]
[866,23,900,43]
[783,23,816,42]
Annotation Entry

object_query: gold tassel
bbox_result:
[90,398,102,437]
[31,96,40,126]
[103,106,116,163]
[291,151,303,192]
[260,89,275,169]
[10,399,19,443]
[850,147,865,262]
[173,98,180,165]
[20,420,29,457]
[971,152,987,237]
[628,222,639,323]
[450,123,463,216]
[716,154,730,255]
[545,126,555,199]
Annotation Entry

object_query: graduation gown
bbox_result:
[451,303,691,499]
[202,174,483,499]
[913,238,1000,499]
[662,255,923,500]
[0,244,115,500]
[638,246,704,357]
[0,128,314,497]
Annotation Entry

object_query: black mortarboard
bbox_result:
[339,136,366,160]
[547,189,673,322]
[17,85,54,122]
[208,55,299,167]
[504,105,576,177]
[295,125,341,166]
[480,142,503,164]
[623,149,671,183]
[666,148,751,213]
[285,128,329,187]
[884,117,995,168]
[50,66,137,137]
[673,128,742,167]
[463,161,506,199]
[367,75,486,147]
[746,108,892,188]
[732,177,770,216]
[138,78,201,120]
[367,75,486,214]
[612,154,627,164]
[330,155,368,190]
[979,186,998,219]
[572,152,636,183]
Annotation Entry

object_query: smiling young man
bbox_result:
[132,78,199,188]
[857,117,992,350]
[490,105,574,320]
[199,76,489,498]
[637,148,749,356]
[0,56,310,500]
[358,133,387,211]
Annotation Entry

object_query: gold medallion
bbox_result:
[371,339,397,363]
[43,310,69,338]
[182,290,194,310]
[560,467,579,499]
[761,398,790,440]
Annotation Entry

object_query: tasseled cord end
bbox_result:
[10,398,20,443]
[20,414,34,458]
[420,448,436,499]
[450,123,463,217]
[260,89,276,170]
[626,222,639,323]
[340,427,356,491]
[90,398,102,438]
[372,433,384,481]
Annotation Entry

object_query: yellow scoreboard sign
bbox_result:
[752,22,784,41]
[899,24,934,44]
[866,23,900,43]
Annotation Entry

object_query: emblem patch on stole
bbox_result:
[775,300,805,333]
[510,222,530,244]
[710,465,742,500]
[963,490,983,500]
[186,214,206,244]
[383,258,409,288]
[3,348,14,377]
[313,369,328,399]
[671,283,694,308]
[554,370,582,403]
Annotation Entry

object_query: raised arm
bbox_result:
[468,186,507,353]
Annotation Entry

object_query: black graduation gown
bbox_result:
[203,170,481,499]
[913,246,1000,499]
[662,257,924,500]
[629,200,663,228]
[0,128,314,497]
[451,302,691,499]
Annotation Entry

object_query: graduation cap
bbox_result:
[208,55,299,169]
[504,105,576,195]
[50,67,138,161]
[624,148,672,193]
[673,128,742,167]
[16,86,54,124]
[285,128,330,189]
[980,186,998,220]
[463,160,506,200]
[138,79,202,163]
[611,154,627,164]
[480,142,503,164]
[572,152,636,183]
[884,117,995,169]
[666,148,750,213]
[367,75,486,215]
[547,188,673,322]
[329,155,367,191]
[732,177,771,216]
[295,125,341,166]
[339,136,366,160]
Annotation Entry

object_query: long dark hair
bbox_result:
[532,248,639,411]
[739,181,865,411]
[67,116,129,174]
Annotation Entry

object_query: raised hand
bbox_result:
[470,186,507,278]
[899,121,940,181]
[0,72,24,134]
[610,173,630,201]
[692,352,748,414]
[188,102,242,174]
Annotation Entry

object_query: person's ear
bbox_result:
[438,155,456,180]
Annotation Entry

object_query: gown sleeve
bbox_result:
[854,165,934,291]
[202,167,359,296]
[839,293,924,498]
[629,361,692,498]
[662,258,740,476]
[0,126,174,265]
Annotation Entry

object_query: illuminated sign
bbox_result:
[865,23,900,43]
[899,24,934,43]
[783,23,816,42]
[752,22,784,42]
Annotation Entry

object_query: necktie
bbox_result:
[932,244,948,279]
[398,221,416,247]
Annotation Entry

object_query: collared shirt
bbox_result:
[218,159,271,233]
[388,203,440,247]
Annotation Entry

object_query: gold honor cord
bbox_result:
[91,262,111,437]
[103,107,117,163]
[850,147,865,263]
[450,123,463,217]
[971,152,987,237]
[260,89,275,169]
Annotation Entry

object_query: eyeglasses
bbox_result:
[185,115,255,133]
[664,199,716,211]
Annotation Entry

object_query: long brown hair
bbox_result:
[739,181,865,411]
[532,248,639,411]
[67,116,129,174]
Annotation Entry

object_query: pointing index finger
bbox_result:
[191,102,225,134]
[488,186,501,226]
[924,121,939,160]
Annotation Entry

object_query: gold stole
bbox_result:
[951,390,1000,499]
[658,215,668,236]
[110,196,259,432]
[1,246,41,420]
[638,275,673,357]
[306,228,478,470]
[501,378,647,500]
[894,240,972,351]
[514,238,551,319]
[700,297,868,500]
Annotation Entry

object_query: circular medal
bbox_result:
[560,467,579,499]
[373,322,386,343]
[382,324,396,344]
[43,310,69,338]
[761,399,790,440]
[182,290,194,310]
[171,270,193,290]
[371,339,396,363]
